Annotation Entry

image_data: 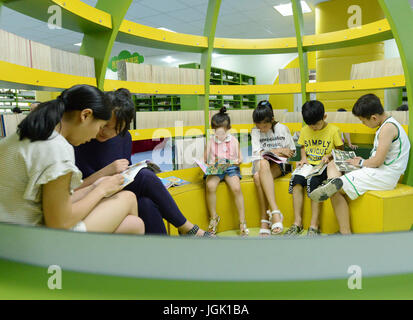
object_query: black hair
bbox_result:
[253,100,277,131]
[337,108,347,112]
[12,107,22,114]
[396,104,408,111]
[352,94,384,119]
[302,100,325,125]
[104,88,135,136]
[18,84,109,142]
[211,107,231,130]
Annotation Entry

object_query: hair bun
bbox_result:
[115,88,131,99]
[219,106,227,114]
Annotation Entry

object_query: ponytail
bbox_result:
[17,84,109,142]
[18,99,65,141]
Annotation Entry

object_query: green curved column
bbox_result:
[80,0,133,90]
[378,0,413,186]
[292,0,310,104]
[201,0,221,132]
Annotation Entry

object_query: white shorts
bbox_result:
[340,167,400,200]
[70,221,87,232]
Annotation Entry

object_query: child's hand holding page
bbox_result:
[94,174,124,198]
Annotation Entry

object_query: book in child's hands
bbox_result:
[194,158,232,175]
[332,149,358,172]
[292,163,327,179]
[261,151,288,164]
[160,176,189,189]
[120,160,148,187]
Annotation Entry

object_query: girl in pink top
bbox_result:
[204,107,247,236]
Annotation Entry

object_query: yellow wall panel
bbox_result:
[316,0,385,110]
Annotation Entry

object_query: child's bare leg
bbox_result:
[224,175,245,224]
[253,172,270,229]
[84,191,142,234]
[205,175,221,219]
[292,185,304,227]
[327,161,343,178]
[259,160,280,212]
[115,215,145,234]
[310,200,321,229]
[331,191,352,234]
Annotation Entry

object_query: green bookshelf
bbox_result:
[133,95,181,112]
[179,63,257,111]
[0,89,35,112]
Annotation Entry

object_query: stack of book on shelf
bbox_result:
[135,110,204,129]
[179,68,204,85]
[0,29,95,78]
[350,58,404,80]
[0,113,26,137]
[279,68,301,84]
[117,61,204,85]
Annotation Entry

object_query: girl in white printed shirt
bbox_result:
[251,101,296,236]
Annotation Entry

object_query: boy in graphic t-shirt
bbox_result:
[286,100,344,236]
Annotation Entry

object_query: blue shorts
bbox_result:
[205,165,242,182]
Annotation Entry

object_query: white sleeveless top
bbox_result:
[370,117,410,174]
[0,131,83,226]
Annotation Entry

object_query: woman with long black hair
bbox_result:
[0,84,144,235]
[74,88,212,236]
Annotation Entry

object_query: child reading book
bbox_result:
[287,100,344,236]
[251,100,296,236]
[309,94,411,234]
[204,107,247,236]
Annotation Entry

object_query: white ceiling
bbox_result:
[0,0,331,60]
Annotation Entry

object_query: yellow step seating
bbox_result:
[157,167,413,236]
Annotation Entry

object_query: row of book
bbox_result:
[350,58,404,80]
[134,109,409,131]
[0,113,26,138]
[117,61,205,85]
[0,29,95,78]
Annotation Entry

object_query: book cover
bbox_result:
[261,151,288,164]
[292,163,327,179]
[194,158,232,175]
[160,176,189,189]
[332,149,359,172]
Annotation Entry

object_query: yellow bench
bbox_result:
[157,167,413,235]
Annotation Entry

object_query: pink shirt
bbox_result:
[207,134,239,164]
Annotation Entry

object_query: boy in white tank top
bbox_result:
[309,94,411,234]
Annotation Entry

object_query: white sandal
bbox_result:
[267,210,284,235]
[259,219,271,236]
[239,222,249,237]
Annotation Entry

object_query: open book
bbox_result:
[261,151,287,164]
[120,161,148,187]
[292,163,327,179]
[194,158,232,175]
[160,176,189,189]
[332,149,358,172]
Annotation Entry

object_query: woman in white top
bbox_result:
[251,101,296,236]
[0,84,144,234]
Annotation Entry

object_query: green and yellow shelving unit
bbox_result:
[133,94,180,112]
[1,0,413,299]
[179,62,257,111]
